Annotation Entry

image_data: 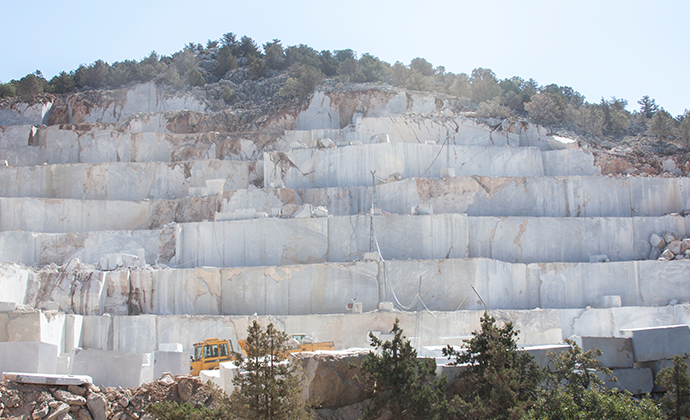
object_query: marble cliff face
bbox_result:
[0,80,689,392]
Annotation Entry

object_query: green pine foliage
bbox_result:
[0,82,16,98]
[442,312,542,420]
[213,45,238,78]
[360,318,451,420]
[279,64,324,98]
[231,321,312,420]
[16,72,45,100]
[526,339,663,419]
[221,86,236,104]
[184,68,205,87]
[656,355,690,420]
[525,388,664,420]
[5,31,688,147]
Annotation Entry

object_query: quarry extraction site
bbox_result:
[1,64,690,419]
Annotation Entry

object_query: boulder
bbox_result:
[280,204,301,218]
[177,377,195,402]
[292,204,313,218]
[45,402,70,420]
[33,402,50,419]
[667,240,682,255]
[663,233,679,244]
[649,233,666,249]
[85,393,106,420]
[292,350,372,409]
[67,386,87,397]
[681,238,690,253]
[318,138,336,148]
[661,249,675,260]
[53,390,86,406]
[77,408,93,420]
[313,206,329,218]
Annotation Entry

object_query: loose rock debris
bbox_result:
[0,374,211,420]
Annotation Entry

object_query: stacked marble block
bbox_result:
[522,325,690,395]
[1,83,690,388]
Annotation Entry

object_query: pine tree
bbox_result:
[231,321,312,420]
[657,355,690,420]
[442,312,542,419]
[360,318,451,420]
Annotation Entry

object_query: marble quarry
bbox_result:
[1,81,689,390]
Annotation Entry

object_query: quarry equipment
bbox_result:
[238,333,335,357]
[190,338,238,375]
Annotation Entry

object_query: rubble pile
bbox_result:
[0,374,212,420]
[650,232,690,260]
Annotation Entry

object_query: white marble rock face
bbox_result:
[1,83,690,390]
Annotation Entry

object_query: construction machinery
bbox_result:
[238,333,334,357]
[189,338,238,376]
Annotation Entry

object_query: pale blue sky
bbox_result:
[1,0,688,115]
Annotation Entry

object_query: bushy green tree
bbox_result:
[525,388,663,420]
[48,71,76,93]
[264,39,287,70]
[0,82,16,98]
[108,60,135,86]
[477,97,513,119]
[214,45,238,77]
[469,67,502,103]
[360,318,451,420]
[247,55,267,80]
[569,103,606,137]
[448,73,471,98]
[442,313,541,420]
[239,35,260,58]
[75,60,110,89]
[648,108,675,141]
[184,68,206,87]
[318,50,339,76]
[599,97,631,135]
[638,95,659,119]
[676,110,690,146]
[232,321,312,420]
[525,93,563,125]
[546,338,611,398]
[279,64,324,97]
[16,72,45,100]
[157,68,181,87]
[499,77,529,112]
[221,86,236,104]
[359,53,390,83]
[221,32,238,47]
[334,49,356,63]
[409,57,434,77]
[527,339,662,419]
[656,355,690,420]
[338,57,365,83]
[172,49,199,76]
[285,44,322,69]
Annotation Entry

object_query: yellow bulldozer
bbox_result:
[190,334,335,375]
[189,338,238,376]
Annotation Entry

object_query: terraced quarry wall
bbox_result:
[1,81,689,389]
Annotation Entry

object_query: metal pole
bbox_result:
[369,171,376,252]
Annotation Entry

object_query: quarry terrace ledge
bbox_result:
[1,214,688,268]
[1,258,688,316]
